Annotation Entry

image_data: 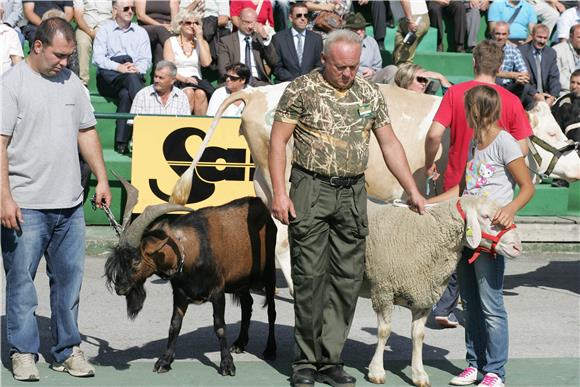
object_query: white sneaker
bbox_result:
[50,346,95,377]
[449,366,478,385]
[11,353,40,381]
[479,372,505,387]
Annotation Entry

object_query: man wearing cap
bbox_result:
[344,12,395,84]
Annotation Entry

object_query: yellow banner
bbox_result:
[131,116,255,213]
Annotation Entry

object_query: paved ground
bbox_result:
[1,250,579,386]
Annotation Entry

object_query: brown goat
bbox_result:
[105,195,277,376]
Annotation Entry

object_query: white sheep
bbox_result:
[363,195,522,387]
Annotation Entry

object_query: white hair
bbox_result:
[323,29,362,55]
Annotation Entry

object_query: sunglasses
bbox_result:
[182,20,200,26]
[294,13,308,19]
[226,74,242,81]
[416,76,429,84]
[121,6,135,12]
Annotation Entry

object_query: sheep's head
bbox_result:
[460,196,522,259]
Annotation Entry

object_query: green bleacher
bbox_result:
[82,15,580,224]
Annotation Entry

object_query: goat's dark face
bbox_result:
[105,245,144,296]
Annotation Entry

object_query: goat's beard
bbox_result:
[126,281,146,320]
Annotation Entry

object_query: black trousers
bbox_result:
[96,72,145,144]
[427,1,466,48]
[369,0,393,43]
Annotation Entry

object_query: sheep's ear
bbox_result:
[465,207,482,249]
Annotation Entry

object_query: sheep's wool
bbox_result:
[364,198,476,316]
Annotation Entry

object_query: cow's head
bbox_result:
[527,101,580,181]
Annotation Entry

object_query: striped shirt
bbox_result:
[499,43,528,85]
[130,85,191,116]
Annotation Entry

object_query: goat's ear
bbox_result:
[465,206,482,249]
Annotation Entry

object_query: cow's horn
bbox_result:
[121,204,193,248]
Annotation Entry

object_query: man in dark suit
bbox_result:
[519,23,562,108]
[272,2,323,82]
[217,7,278,86]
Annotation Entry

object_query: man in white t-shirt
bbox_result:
[207,62,252,117]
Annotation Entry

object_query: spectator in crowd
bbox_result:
[272,2,323,82]
[555,2,580,43]
[390,0,430,65]
[1,0,24,45]
[164,9,213,115]
[136,0,179,78]
[0,11,24,75]
[207,63,252,116]
[425,41,532,330]
[274,0,291,31]
[554,23,580,95]
[552,69,580,131]
[343,12,384,81]
[357,0,394,48]
[428,0,467,52]
[1,17,111,382]
[518,23,562,106]
[305,0,350,37]
[525,0,566,36]
[22,0,73,45]
[465,0,490,52]
[130,60,191,116]
[93,0,151,155]
[182,0,231,64]
[488,0,537,45]
[394,63,452,95]
[73,0,113,86]
[493,22,534,107]
[231,0,274,37]
[217,7,278,86]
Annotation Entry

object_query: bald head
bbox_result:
[239,7,257,36]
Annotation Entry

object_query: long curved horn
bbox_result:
[121,204,193,248]
[110,169,139,230]
[169,89,251,205]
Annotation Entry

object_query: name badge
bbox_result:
[358,104,373,118]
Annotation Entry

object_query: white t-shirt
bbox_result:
[169,36,201,79]
[0,25,24,75]
[207,85,253,117]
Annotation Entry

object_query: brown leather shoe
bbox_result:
[291,368,316,387]
[316,366,356,387]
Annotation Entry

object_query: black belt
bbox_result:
[293,164,363,188]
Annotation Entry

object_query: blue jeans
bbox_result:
[457,248,508,381]
[2,205,86,363]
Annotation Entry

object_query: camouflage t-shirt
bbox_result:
[274,70,391,177]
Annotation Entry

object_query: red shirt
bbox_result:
[433,80,532,191]
[230,0,274,27]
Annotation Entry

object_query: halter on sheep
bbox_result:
[104,174,278,376]
[364,196,521,387]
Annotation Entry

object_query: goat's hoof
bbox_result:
[152,359,172,373]
[368,370,386,384]
[262,348,276,361]
[229,345,245,354]
[219,359,236,376]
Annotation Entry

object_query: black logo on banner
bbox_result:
[148,127,255,203]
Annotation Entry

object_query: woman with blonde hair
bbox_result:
[394,63,452,94]
[163,9,213,115]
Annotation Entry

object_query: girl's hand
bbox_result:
[492,205,516,228]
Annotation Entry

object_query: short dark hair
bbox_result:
[225,63,251,84]
[290,2,308,14]
[570,24,580,37]
[473,40,504,77]
[572,69,580,78]
[34,17,75,46]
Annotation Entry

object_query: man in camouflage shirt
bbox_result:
[269,30,426,387]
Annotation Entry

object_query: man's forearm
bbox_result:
[78,128,108,183]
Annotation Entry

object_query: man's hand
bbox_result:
[515,72,530,84]
[256,23,269,40]
[94,181,112,209]
[407,191,427,215]
[271,192,296,225]
[425,163,440,180]
[533,92,555,106]
[408,20,418,32]
[1,196,23,231]
[117,62,138,73]
[185,76,198,85]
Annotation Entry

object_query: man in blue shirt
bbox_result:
[488,0,537,45]
[93,0,151,154]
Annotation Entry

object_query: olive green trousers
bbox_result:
[288,167,369,371]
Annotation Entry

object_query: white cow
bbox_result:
[170,84,580,295]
